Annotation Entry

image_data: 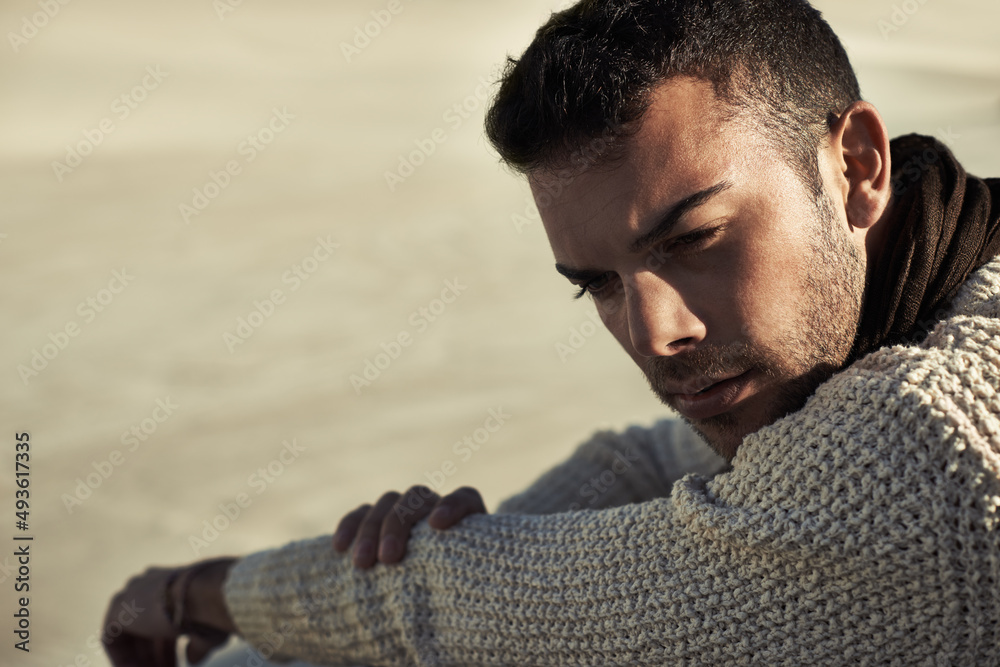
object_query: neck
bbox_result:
[849,133,1000,360]
[863,194,895,284]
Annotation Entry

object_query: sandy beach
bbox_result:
[0,1,997,665]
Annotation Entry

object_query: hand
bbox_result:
[332,485,487,569]
[102,559,237,666]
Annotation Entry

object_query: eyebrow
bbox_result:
[627,180,732,253]
[554,180,732,281]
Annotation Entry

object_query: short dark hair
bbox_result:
[485,0,861,193]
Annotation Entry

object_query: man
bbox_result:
[104,0,1000,664]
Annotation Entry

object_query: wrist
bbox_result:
[168,557,239,635]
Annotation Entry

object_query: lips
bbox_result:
[664,371,745,397]
[669,370,755,421]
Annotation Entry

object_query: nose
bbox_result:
[623,271,705,357]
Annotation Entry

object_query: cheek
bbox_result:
[589,275,630,324]
[726,228,809,340]
[595,296,634,353]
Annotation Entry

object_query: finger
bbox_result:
[186,627,231,664]
[115,635,173,667]
[102,595,141,667]
[378,485,440,564]
[151,637,178,667]
[353,491,401,568]
[332,503,372,553]
[102,631,143,667]
[428,486,487,530]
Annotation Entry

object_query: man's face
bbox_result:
[532,77,866,461]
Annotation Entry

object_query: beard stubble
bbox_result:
[642,190,866,460]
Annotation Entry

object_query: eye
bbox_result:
[647,225,726,263]
[671,227,719,250]
[572,273,614,300]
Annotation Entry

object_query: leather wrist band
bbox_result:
[164,558,233,633]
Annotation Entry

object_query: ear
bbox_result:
[826,101,892,232]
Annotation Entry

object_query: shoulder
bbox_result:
[947,256,1000,322]
[725,258,1000,519]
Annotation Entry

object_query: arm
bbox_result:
[100,559,238,666]
[330,419,727,572]
[106,264,1000,666]
[100,418,723,664]
[220,295,1000,665]
[495,417,728,514]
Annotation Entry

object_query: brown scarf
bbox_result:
[850,134,1000,360]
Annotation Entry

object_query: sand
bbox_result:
[0,1,997,665]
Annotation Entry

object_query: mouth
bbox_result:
[669,370,755,421]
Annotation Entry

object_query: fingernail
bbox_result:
[333,530,347,551]
[379,535,400,562]
[430,506,451,524]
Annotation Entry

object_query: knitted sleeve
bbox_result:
[222,263,1000,665]
[494,418,728,514]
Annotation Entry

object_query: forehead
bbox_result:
[530,77,756,252]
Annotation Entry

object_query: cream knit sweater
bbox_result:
[223,258,1000,666]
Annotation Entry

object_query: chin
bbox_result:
[678,411,756,462]
[663,377,818,462]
